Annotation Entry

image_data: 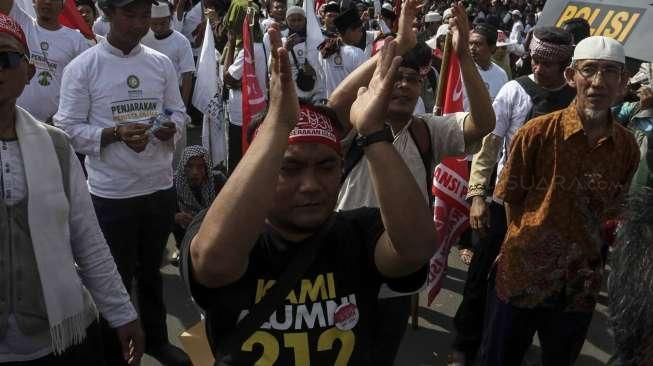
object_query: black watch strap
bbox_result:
[355,127,393,148]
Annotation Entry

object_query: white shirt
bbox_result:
[141,29,196,83]
[53,40,187,199]
[285,38,326,102]
[510,20,524,44]
[463,62,509,112]
[337,112,477,210]
[181,2,203,56]
[10,3,89,122]
[0,126,137,361]
[227,43,269,126]
[92,17,110,37]
[319,44,366,98]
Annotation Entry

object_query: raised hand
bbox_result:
[396,0,422,54]
[267,26,299,132]
[449,2,471,57]
[350,38,402,135]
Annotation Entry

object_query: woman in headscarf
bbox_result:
[172,146,226,259]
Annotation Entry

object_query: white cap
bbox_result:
[151,3,171,18]
[442,8,453,20]
[286,6,305,18]
[510,9,521,17]
[382,2,394,12]
[424,11,442,23]
[435,23,449,40]
[572,36,625,64]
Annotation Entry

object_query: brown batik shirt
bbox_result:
[494,100,640,312]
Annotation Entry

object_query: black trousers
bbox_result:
[452,201,507,359]
[479,288,593,366]
[370,295,412,365]
[91,188,176,363]
[3,321,105,366]
[228,123,242,175]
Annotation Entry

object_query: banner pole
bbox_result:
[433,31,453,116]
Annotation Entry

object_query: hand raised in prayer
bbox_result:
[115,319,144,366]
[396,0,421,55]
[449,2,471,58]
[118,123,150,153]
[350,38,402,135]
[267,25,299,133]
[153,121,177,141]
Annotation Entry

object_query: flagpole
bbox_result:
[433,32,452,116]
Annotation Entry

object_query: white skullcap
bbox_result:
[442,8,452,20]
[382,2,393,11]
[151,3,171,18]
[509,9,521,17]
[436,24,449,40]
[424,11,442,23]
[286,6,305,18]
[572,36,625,64]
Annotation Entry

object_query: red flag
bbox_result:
[58,0,94,40]
[241,13,267,152]
[427,52,470,306]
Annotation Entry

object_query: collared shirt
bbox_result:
[494,100,640,311]
[54,40,187,199]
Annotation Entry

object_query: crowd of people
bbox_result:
[0,0,652,364]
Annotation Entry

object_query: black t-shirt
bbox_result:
[181,207,426,366]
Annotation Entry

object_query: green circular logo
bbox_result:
[127,75,140,89]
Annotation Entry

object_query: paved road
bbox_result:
[141,237,614,366]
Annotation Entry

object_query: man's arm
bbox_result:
[327,0,419,133]
[449,4,495,143]
[349,39,438,278]
[190,29,299,288]
[180,72,193,109]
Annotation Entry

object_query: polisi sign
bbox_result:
[555,2,644,42]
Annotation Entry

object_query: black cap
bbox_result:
[323,1,340,13]
[334,8,362,33]
[99,0,157,10]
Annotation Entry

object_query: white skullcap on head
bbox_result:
[424,11,442,23]
[436,23,449,39]
[151,3,171,18]
[572,36,625,64]
[286,6,305,18]
[442,8,453,19]
[382,2,394,11]
[509,9,521,17]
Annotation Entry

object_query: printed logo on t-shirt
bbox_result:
[111,98,159,123]
[236,272,357,364]
[39,41,49,52]
[37,71,52,86]
[334,55,343,66]
[127,75,140,89]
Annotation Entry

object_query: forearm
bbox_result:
[366,140,437,267]
[460,51,495,141]
[191,119,291,287]
[467,133,502,198]
[180,73,193,107]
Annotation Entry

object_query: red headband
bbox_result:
[288,104,341,154]
[0,14,28,53]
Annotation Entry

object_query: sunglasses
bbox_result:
[0,51,28,70]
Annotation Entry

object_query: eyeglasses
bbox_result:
[0,51,27,70]
[575,64,623,83]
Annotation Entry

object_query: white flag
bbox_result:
[193,22,227,168]
[304,0,325,49]
[16,0,36,18]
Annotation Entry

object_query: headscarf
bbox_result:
[529,32,574,63]
[174,146,217,214]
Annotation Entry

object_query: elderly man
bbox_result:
[0,13,142,365]
[181,25,437,365]
[480,36,640,366]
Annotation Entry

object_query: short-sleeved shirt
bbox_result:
[494,100,640,311]
[319,44,367,98]
[181,208,426,365]
[337,112,477,210]
[140,30,196,83]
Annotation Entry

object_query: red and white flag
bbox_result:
[427,52,470,306]
[58,0,94,40]
[241,13,267,152]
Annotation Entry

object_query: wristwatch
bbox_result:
[355,127,393,148]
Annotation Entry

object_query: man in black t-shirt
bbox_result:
[181,25,438,365]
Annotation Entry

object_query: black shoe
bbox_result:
[147,343,192,366]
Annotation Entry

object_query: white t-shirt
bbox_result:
[285,38,326,102]
[462,62,509,112]
[53,40,187,199]
[11,3,89,122]
[227,43,269,126]
[337,112,478,210]
[319,44,366,98]
[510,20,524,44]
[141,29,196,82]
